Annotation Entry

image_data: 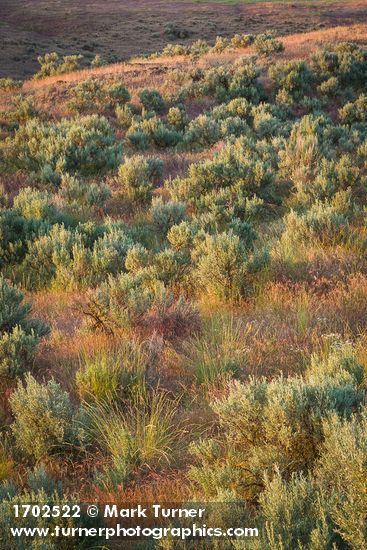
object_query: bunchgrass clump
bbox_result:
[76,340,147,404]
[90,389,181,487]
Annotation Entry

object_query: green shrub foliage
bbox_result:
[254,32,284,58]
[0,471,99,549]
[116,155,163,204]
[189,344,365,503]
[138,89,165,112]
[170,135,278,210]
[193,230,267,301]
[34,52,83,79]
[22,223,134,290]
[10,374,76,461]
[0,208,49,268]
[1,115,121,183]
[150,197,187,240]
[0,277,49,376]
[1,36,367,549]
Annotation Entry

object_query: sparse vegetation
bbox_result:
[1,14,367,549]
[34,52,83,79]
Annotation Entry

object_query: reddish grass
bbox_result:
[93,471,192,505]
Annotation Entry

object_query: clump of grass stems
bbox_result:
[185,313,249,387]
[87,388,183,488]
[76,339,147,405]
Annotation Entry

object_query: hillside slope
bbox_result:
[1,0,367,77]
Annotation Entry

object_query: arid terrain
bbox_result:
[1,0,367,78]
[1,1,367,548]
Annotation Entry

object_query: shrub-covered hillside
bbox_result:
[0,25,367,549]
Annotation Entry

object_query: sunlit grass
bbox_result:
[88,389,183,487]
[185,313,250,386]
[76,339,148,404]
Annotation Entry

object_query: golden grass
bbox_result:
[6,22,363,123]
[21,23,367,96]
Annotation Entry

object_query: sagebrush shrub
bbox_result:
[280,203,349,256]
[0,78,22,91]
[170,135,277,210]
[279,114,330,202]
[161,43,188,57]
[55,227,133,289]
[311,42,367,89]
[259,471,335,549]
[91,54,106,68]
[10,374,75,461]
[212,97,251,121]
[253,32,284,58]
[339,94,367,123]
[0,326,40,379]
[84,272,197,337]
[199,59,263,102]
[318,75,339,95]
[68,78,105,113]
[138,89,165,112]
[0,208,48,268]
[13,187,61,223]
[251,102,282,138]
[0,185,8,210]
[115,103,134,128]
[125,245,150,274]
[84,272,153,332]
[231,34,254,49]
[127,115,182,150]
[21,224,83,289]
[193,231,267,301]
[194,65,231,98]
[284,126,362,206]
[150,197,187,240]
[269,60,314,99]
[189,345,364,501]
[2,114,121,182]
[182,115,220,151]
[316,410,367,548]
[189,39,210,59]
[9,95,38,124]
[167,221,193,251]
[148,248,191,288]
[167,105,188,130]
[68,79,128,113]
[106,83,131,106]
[0,277,49,376]
[22,222,133,290]
[258,406,367,549]
[211,36,230,54]
[116,155,163,204]
[58,173,111,216]
[34,52,83,79]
